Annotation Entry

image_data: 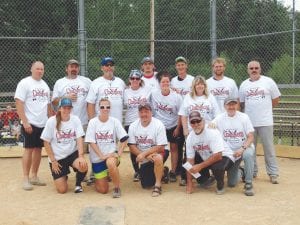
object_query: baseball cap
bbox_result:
[58,98,73,108]
[129,69,142,78]
[189,111,202,122]
[141,57,154,64]
[175,56,187,64]
[66,59,79,66]
[101,57,114,66]
[138,103,152,111]
[224,97,238,105]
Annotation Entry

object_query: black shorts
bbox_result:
[21,124,44,148]
[49,151,78,180]
[166,126,179,143]
[139,150,169,188]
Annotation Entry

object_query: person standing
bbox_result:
[15,61,52,191]
[210,97,255,196]
[170,56,194,186]
[239,60,280,184]
[86,57,125,123]
[41,98,88,194]
[206,57,239,112]
[52,59,91,128]
[123,69,151,181]
[150,71,182,182]
[140,57,160,90]
[85,98,128,198]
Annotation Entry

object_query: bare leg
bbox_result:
[53,176,68,194]
[31,148,42,179]
[106,157,120,188]
[170,142,178,173]
[22,148,33,180]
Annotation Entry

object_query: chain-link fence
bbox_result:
[0,0,299,146]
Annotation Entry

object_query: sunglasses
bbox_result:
[249,67,259,70]
[100,106,111,109]
[104,64,114,67]
[130,77,141,81]
[190,119,202,125]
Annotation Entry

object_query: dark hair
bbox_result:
[156,70,172,83]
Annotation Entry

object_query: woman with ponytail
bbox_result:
[41,97,88,193]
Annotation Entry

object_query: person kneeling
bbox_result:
[41,98,88,194]
[85,98,128,198]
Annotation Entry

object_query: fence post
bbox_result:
[78,0,87,77]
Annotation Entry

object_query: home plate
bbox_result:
[79,206,125,225]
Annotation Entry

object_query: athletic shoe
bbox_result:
[30,177,46,186]
[244,183,254,196]
[216,188,225,195]
[74,185,83,193]
[198,176,216,189]
[23,180,33,191]
[112,187,121,198]
[169,171,177,182]
[270,175,279,184]
[179,179,187,186]
[133,172,140,182]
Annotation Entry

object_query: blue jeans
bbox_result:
[227,145,255,186]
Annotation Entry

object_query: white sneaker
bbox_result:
[23,180,33,191]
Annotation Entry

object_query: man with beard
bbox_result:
[52,59,91,128]
[207,58,239,112]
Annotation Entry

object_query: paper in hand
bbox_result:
[183,162,201,179]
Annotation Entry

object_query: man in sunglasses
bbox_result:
[86,57,125,123]
[239,60,281,184]
[185,111,234,195]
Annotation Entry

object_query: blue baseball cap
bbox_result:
[101,57,114,66]
[59,98,73,108]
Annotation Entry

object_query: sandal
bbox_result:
[152,186,162,197]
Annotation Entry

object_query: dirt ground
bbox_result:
[0,153,299,225]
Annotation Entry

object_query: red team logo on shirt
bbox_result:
[56,129,76,144]
[104,87,123,96]
[128,97,148,109]
[155,103,174,115]
[96,131,114,143]
[66,85,88,97]
[32,88,49,102]
[246,88,265,100]
[210,87,229,97]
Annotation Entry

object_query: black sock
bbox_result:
[76,171,87,186]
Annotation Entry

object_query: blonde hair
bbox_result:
[212,57,226,67]
[99,97,111,106]
[190,75,209,99]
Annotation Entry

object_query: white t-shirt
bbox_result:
[170,75,194,97]
[179,94,221,130]
[142,72,160,90]
[213,111,254,152]
[85,116,127,163]
[86,76,125,123]
[128,117,168,152]
[206,76,239,112]
[14,76,50,128]
[41,115,84,161]
[186,126,234,162]
[150,89,182,129]
[239,75,281,127]
[123,86,151,126]
[52,76,92,126]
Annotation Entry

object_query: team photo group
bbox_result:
[14,55,280,198]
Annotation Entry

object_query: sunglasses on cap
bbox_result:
[190,119,202,125]
[100,106,111,109]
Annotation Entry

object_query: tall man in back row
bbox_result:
[239,60,280,184]
[15,61,52,191]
